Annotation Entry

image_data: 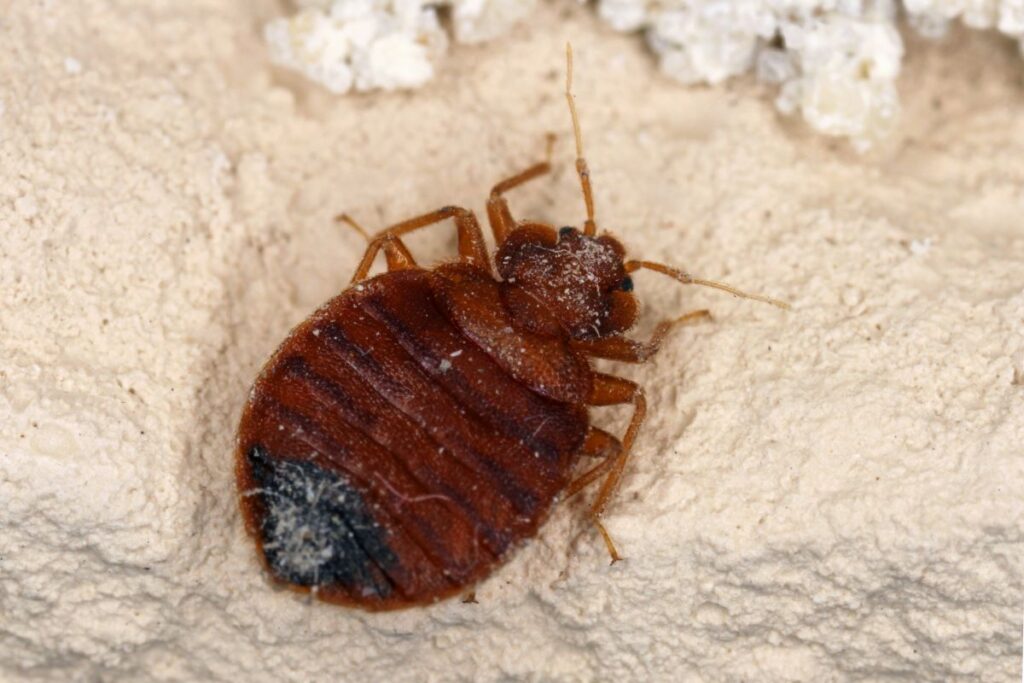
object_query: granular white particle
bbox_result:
[264,1,449,94]
[910,237,934,256]
[14,195,38,219]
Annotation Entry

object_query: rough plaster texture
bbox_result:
[1,1,1022,681]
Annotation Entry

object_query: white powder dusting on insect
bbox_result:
[258,463,343,581]
[1,2,1022,681]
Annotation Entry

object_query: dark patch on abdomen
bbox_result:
[246,445,397,601]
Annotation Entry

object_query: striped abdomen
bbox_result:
[235,268,589,609]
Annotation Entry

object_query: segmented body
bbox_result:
[235,45,787,611]
[236,264,592,609]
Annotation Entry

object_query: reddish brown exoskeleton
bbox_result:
[235,46,788,611]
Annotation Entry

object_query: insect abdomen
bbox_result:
[236,269,588,609]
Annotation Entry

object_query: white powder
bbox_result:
[1,1,1021,681]
[266,1,1024,149]
[598,1,905,149]
[63,56,83,75]
[263,0,536,94]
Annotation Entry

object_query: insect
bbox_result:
[235,45,787,611]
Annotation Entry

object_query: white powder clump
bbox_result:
[595,0,1024,147]
[772,14,903,151]
[904,0,1024,46]
[264,0,535,93]
[598,0,904,149]
[264,0,449,93]
[625,0,775,85]
[449,0,539,43]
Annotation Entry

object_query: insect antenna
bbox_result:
[565,43,597,237]
[625,260,791,309]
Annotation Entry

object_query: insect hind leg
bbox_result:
[338,206,490,282]
[338,214,417,275]
[574,375,647,564]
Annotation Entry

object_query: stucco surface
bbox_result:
[1,1,1021,681]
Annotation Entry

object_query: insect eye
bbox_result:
[619,276,634,292]
[558,226,575,239]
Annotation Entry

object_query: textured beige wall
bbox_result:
[1,1,1021,681]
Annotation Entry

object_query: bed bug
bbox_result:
[235,45,788,611]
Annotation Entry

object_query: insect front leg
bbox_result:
[580,374,647,563]
[571,310,712,362]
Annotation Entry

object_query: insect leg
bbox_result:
[337,214,417,274]
[570,310,712,362]
[581,374,647,563]
[580,426,620,459]
[375,235,416,272]
[339,206,491,283]
[486,134,555,246]
[566,428,622,499]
